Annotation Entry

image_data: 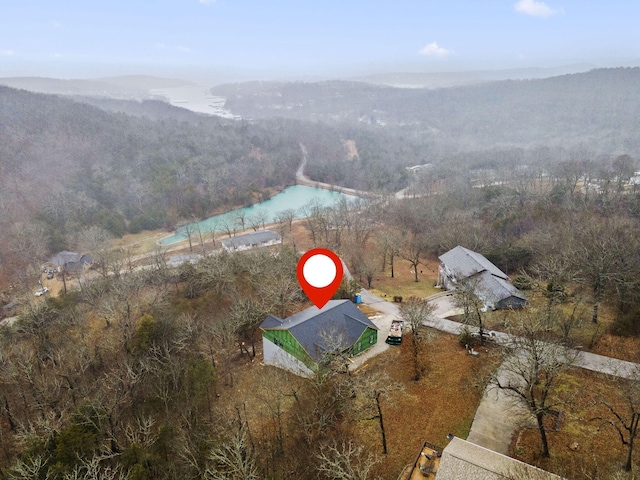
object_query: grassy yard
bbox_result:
[368,257,441,302]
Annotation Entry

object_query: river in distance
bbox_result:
[160,185,358,245]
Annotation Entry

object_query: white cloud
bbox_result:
[514,0,560,17]
[1,50,15,56]
[419,42,451,59]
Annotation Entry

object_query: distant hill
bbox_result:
[352,64,595,89]
[0,75,191,100]
[212,68,640,155]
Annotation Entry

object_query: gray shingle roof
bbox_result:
[439,246,526,308]
[48,251,82,266]
[260,300,378,361]
[475,271,527,306]
[439,246,508,280]
[221,230,281,249]
[47,251,93,271]
[437,437,561,479]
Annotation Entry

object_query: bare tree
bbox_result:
[353,371,403,454]
[453,278,487,345]
[492,309,577,457]
[316,440,380,480]
[591,366,640,472]
[379,229,402,278]
[399,297,436,381]
[232,210,247,232]
[563,216,636,323]
[205,422,259,480]
[401,234,426,283]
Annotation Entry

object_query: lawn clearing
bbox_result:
[511,367,640,479]
[368,257,441,301]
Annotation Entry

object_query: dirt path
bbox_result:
[296,144,378,198]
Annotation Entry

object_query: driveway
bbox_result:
[349,289,461,370]
[351,287,640,457]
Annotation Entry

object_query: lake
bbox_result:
[160,185,358,245]
[150,84,239,119]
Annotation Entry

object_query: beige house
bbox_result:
[402,437,563,480]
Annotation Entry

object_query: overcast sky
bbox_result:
[1,0,639,79]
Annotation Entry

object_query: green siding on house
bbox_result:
[351,327,377,356]
[263,325,378,370]
[262,329,314,368]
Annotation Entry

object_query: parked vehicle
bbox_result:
[47,272,54,279]
[385,320,404,345]
[35,287,49,297]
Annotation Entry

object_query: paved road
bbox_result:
[464,331,640,455]
[354,287,640,456]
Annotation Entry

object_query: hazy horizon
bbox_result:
[2,1,640,83]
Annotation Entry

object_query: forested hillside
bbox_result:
[213,68,640,155]
[0,87,302,280]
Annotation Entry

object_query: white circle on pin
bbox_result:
[303,254,337,288]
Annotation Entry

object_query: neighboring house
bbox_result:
[403,437,561,479]
[168,253,202,267]
[437,246,526,310]
[221,230,282,252]
[47,251,94,272]
[260,300,378,377]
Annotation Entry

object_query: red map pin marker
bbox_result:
[297,248,344,309]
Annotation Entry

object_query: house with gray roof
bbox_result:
[260,300,378,376]
[437,246,526,310]
[46,251,93,272]
[412,437,561,479]
[168,253,202,267]
[221,230,282,252]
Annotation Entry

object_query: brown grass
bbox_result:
[511,367,640,479]
[367,257,441,301]
[219,331,499,480]
[352,333,501,479]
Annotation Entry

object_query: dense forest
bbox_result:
[0,84,440,282]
